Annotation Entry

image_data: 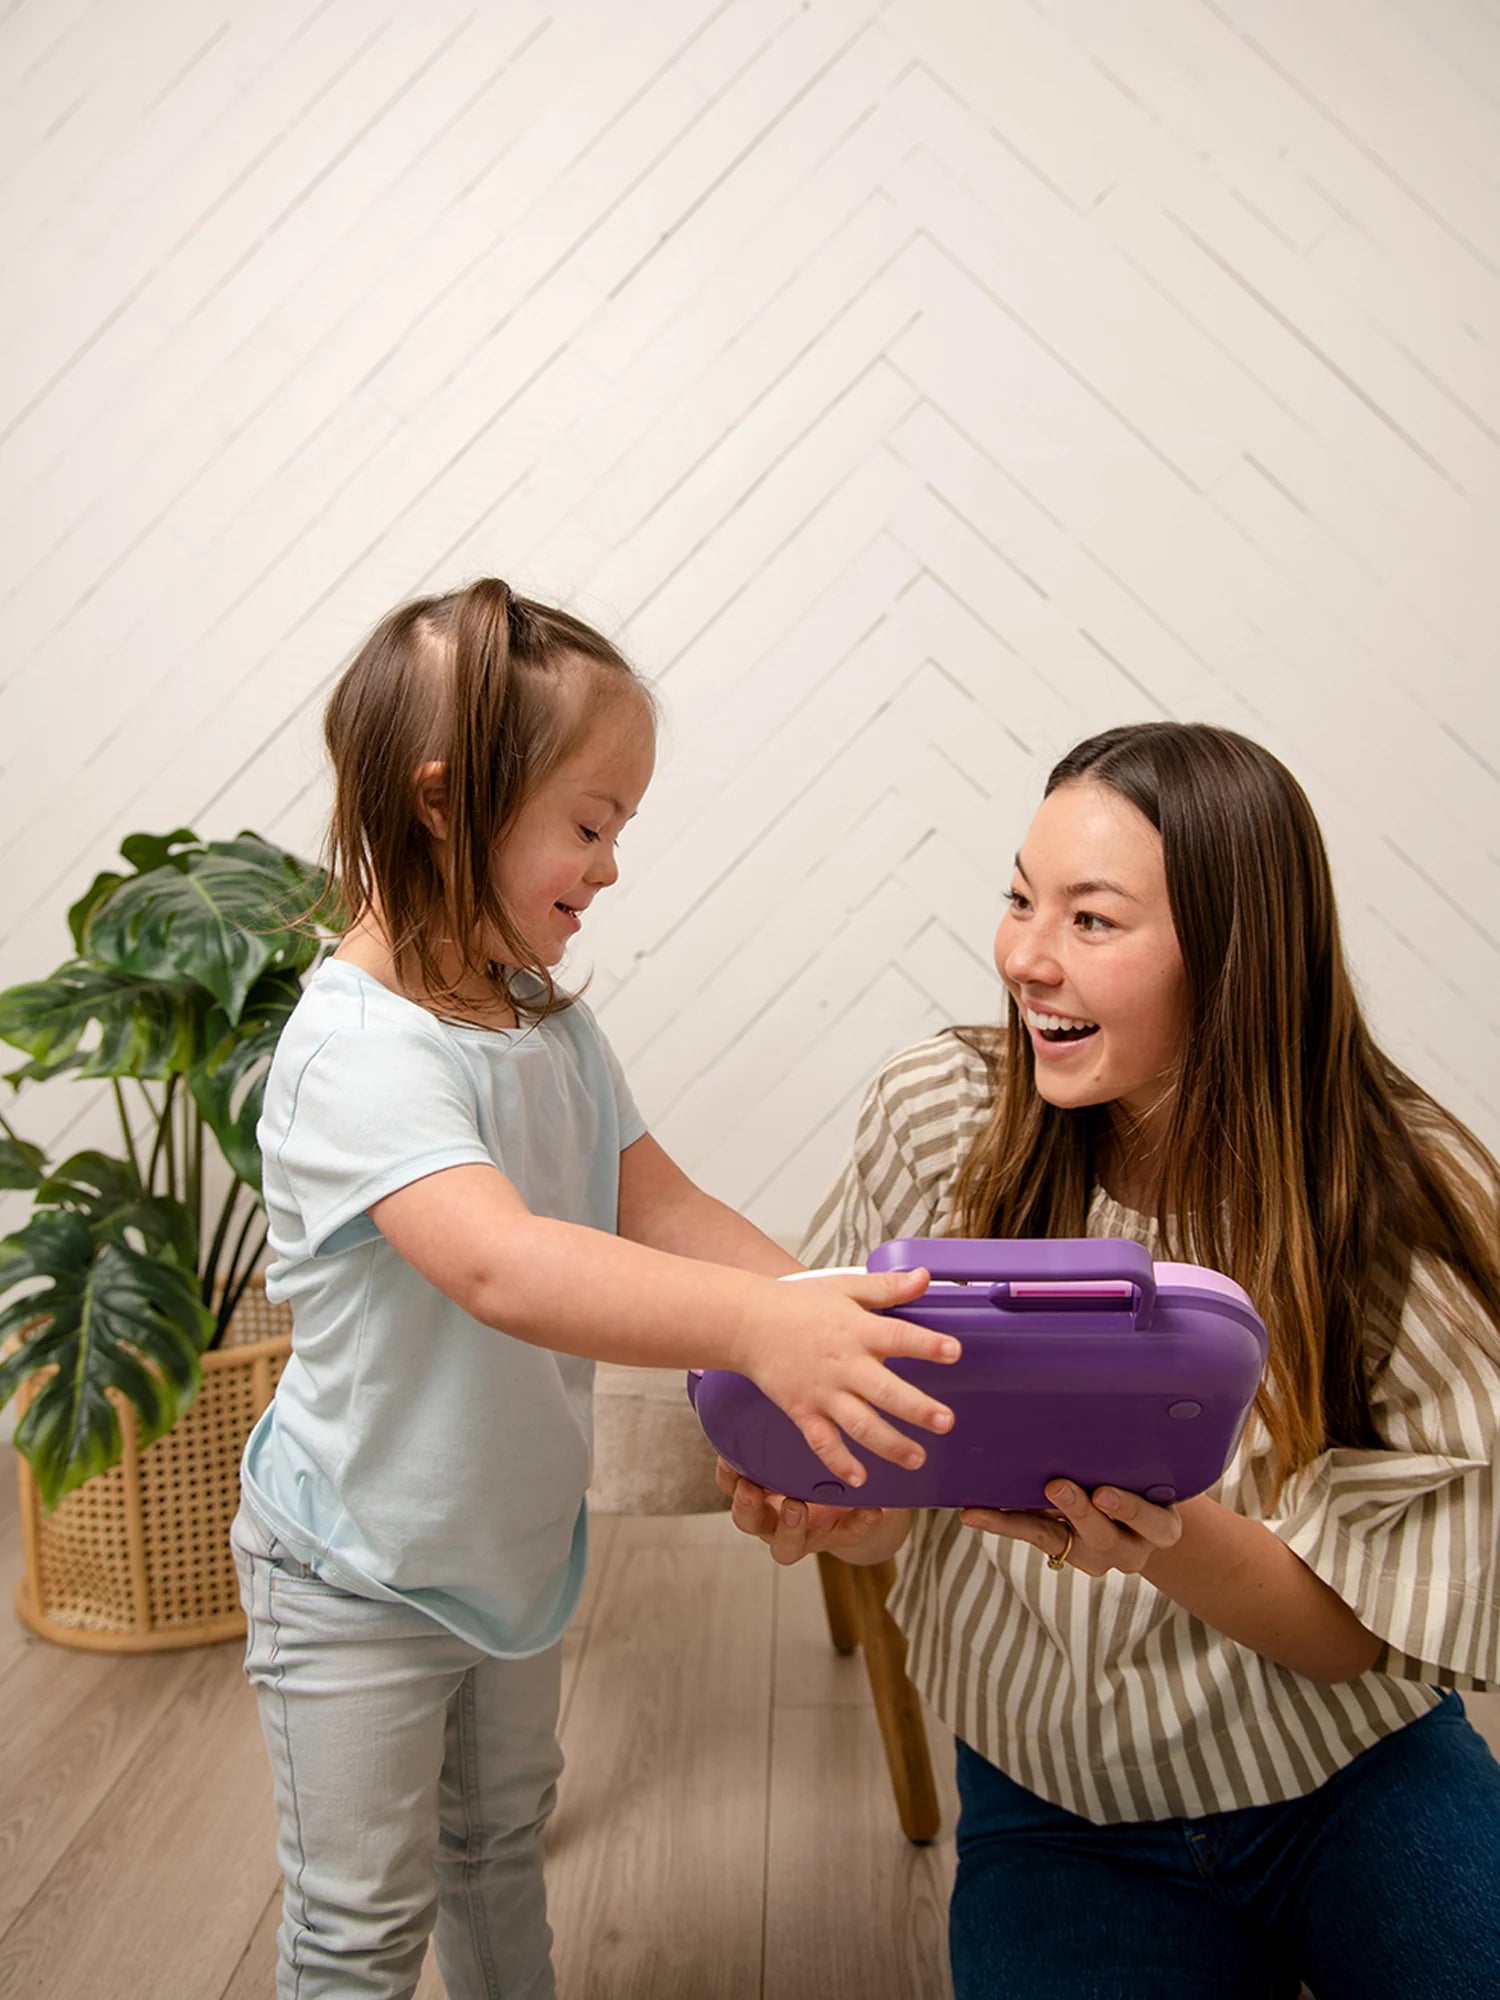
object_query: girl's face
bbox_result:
[493,693,656,966]
[995,780,1188,1129]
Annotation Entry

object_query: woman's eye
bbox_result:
[1002,889,1031,914]
[579,826,601,844]
[1076,911,1114,935]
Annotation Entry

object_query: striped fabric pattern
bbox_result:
[799,1030,1499,1824]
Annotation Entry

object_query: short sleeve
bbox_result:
[268,1024,495,1257]
[588,1007,646,1152]
[1271,1259,1500,1689]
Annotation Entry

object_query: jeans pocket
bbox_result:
[232,1500,320,1582]
[268,1541,320,1582]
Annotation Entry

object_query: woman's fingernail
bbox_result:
[941,1340,960,1359]
[1096,1489,1119,1510]
[933,1409,953,1431]
[1048,1482,1075,1504]
[784,1504,803,1526]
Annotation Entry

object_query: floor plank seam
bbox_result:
[214,1880,281,2000]
[558,1524,617,1739]
[0,1643,246,1985]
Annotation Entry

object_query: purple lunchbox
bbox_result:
[688,1238,1267,1509]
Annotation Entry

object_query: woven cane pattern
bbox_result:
[30,1462,140,1634]
[15,1278,290,1651]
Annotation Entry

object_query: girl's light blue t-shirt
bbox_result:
[241,958,645,1657]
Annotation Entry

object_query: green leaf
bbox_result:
[0,1134,47,1190]
[118,829,200,875]
[33,1150,197,1270]
[68,835,199,956]
[86,835,325,1025]
[67,870,129,956]
[33,1150,139,1213]
[0,1215,213,1510]
[0,961,206,1082]
[188,966,303,1191]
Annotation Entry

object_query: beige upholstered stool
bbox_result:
[587,1362,730,1516]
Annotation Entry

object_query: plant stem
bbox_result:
[143,1079,171,1194]
[184,1094,203,1261]
[219,1224,269,1340]
[159,1076,179,1204]
[110,1081,142,1183]
[215,1200,266,1346]
[201,1177,245,1308]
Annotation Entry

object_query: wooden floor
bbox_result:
[5,1466,1498,2000]
[0,1480,957,2000]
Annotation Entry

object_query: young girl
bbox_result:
[727,722,1500,2000]
[231,576,960,2000]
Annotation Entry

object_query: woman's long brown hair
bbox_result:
[950,723,1500,1482]
[322,577,655,1024]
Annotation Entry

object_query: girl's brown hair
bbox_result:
[322,577,654,1024]
[950,722,1500,1483]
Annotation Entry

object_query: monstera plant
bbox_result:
[0,830,327,1510]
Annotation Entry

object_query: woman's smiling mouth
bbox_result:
[1023,1004,1100,1048]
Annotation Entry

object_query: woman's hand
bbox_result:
[718,1461,913,1567]
[961,1479,1183,1576]
[739,1266,960,1486]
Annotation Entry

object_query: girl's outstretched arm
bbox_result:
[616,1132,802,1276]
[368,1158,959,1486]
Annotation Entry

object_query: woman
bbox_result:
[729,723,1500,2000]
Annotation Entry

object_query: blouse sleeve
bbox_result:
[1270,1256,1500,1689]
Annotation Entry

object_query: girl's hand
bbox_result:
[961,1479,1183,1576]
[740,1266,958,1485]
[717,1461,908,1566]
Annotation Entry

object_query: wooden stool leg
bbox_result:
[841,1557,941,1844]
[816,1549,860,1654]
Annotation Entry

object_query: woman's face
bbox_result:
[995,780,1188,1128]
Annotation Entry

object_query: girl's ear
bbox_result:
[414,761,450,842]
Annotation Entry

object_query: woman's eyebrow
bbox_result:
[1066,877,1139,901]
[1013,855,1139,901]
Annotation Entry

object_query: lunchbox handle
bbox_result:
[866,1237,1157,1324]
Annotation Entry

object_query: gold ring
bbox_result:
[1045,1524,1075,1572]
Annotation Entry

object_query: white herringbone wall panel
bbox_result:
[2,0,1497,1241]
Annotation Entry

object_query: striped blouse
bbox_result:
[799,1030,1500,1824]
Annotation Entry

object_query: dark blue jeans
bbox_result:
[951,1694,1500,2000]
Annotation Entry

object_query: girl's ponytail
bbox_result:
[445,578,522,970]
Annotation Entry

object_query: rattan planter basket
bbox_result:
[12,1279,291,1652]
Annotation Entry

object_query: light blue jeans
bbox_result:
[232,1502,564,2000]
